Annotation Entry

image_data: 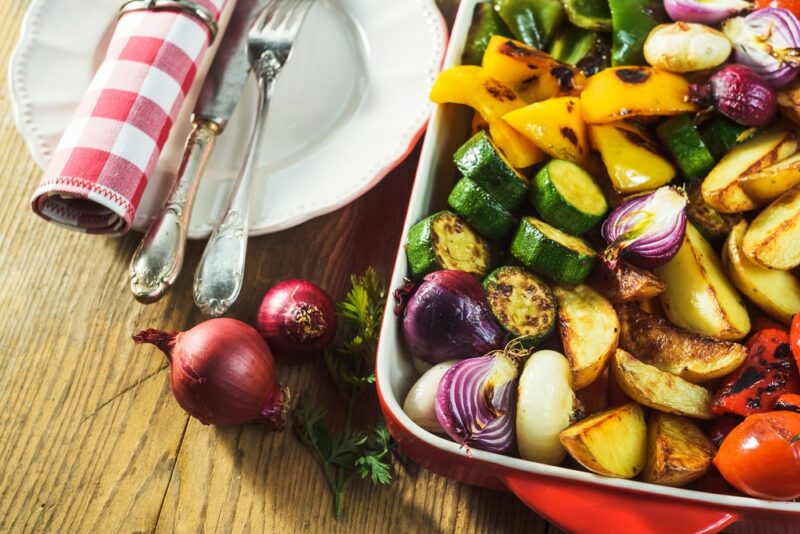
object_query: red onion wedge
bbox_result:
[665,0,753,24]
[434,344,523,454]
[689,64,777,126]
[601,186,688,271]
[723,8,800,87]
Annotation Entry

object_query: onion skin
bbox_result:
[664,0,753,24]
[723,8,800,87]
[402,270,505,364]
[689,65,777,126]
[601,186,688,270]
[434,353,517,453]
[257,279,337,363]
[133,318,288,428]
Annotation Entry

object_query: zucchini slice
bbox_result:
[532,159,607,234]
[406,211,491,278]
[454,130,529,211]
[448,178,516,240]
[510,217,597,284]
[484,266,557,347]
[563,0,612,32]
[698,116,751,161]
[657,115,715,178]
[462,3,513,66]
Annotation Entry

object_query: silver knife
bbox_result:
[129,0,268,303]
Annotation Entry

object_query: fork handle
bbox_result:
[193,75,274,317]
[129,118,219,303]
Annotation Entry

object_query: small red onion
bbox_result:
[257,279,337,363]
[133,318,288,427]
[689,64,777,126]
[723,8,800,87]
[665,0,753,24]
[434,352,518,453]
[601,186,688,271]
[402,270,505,364]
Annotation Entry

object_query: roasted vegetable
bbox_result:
[448,178,516,240]
[549,28,612,76]
[429,66,545,168]
[581,67,697,124]
[532,159,607,234]
[462,3,513,66]
[595,261,665,302]
[644,413,715,487]
[494,0,566,49]
[712,327,800,416]
[563,0,612,31]
[686,181,742,243]
[611,349,714,419]
[655,223,751,341]
[553,284,619,390]
[588,122,676,193]
[609,0,668,66]
[617,303,748,383]
[738,152,800,204]
[517,350,580,465]
[644,23,732,73]
[656,115,716,178]
[402,270,504,363]
[689,65,777,127]
[701,128,798,214]
[698,115,751,161]
[482,36,586,104]
[483,266,556,347]
[405,211,492,277]
[723,220,800,324]
[560,403,647,478]
[503,96,589,165]
[403,361,458,433]
[714,411,800,501]
[775,392,800,412]
[664,0,753,25]
[742,184,800,270]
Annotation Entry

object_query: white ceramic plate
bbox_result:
[9,0,447,237]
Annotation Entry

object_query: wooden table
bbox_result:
[0,1,560,531]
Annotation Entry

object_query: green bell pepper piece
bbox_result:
[462,3,513,65]
[608,0,667,66]
[493,0,565,49]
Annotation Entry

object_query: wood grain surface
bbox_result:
[0,0,560,532]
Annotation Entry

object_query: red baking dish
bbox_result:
[375,1,800,532]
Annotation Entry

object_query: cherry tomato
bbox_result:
[756,0,800,17]
[791,313,800,368]
[714,411,800,500]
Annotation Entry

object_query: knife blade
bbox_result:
[129,0,269,303]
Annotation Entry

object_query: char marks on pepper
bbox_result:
[551,66,578,93]
[484,79,517,103]
[615,68,651,84]
[499,40,549,60]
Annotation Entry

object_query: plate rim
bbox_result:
[8,0,449,238]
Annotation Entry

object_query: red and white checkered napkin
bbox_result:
[31,0,228,235]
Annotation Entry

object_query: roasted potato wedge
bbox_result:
[738,152,800,205]
[559,403,647,479]
[643,413,715,487]
[723,220,800,324]
[617,303,747,383]
[610,349,713,419]
[553,284,619,390]
[742,184,800,270]
[595,260,665,302]
[576,369,609,415]
[654,223,750,341]
[701,129,798,213]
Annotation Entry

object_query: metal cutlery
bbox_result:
[193,0,315,317]
[129,0,270,303]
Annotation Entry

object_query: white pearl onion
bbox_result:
[403,360,459,433]
[644,22,732,73]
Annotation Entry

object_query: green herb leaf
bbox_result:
[291,268,393,518]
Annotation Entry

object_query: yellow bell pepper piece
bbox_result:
[482,36,585,104]
[581,67,697,125]
[588,122,676,194]
[503,96,589,165]
[430,65,545,168]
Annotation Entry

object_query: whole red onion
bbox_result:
[257,279,337,363]
[133,318,288,427]
[689,65,777,126]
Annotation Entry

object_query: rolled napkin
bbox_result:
[31,0,228,235]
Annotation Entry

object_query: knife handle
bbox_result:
[129,118,219,303]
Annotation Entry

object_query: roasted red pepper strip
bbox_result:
[712,328,800,417]
[775,393,800,413]
[791,314,800,368]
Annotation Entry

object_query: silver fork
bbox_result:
[193,0,315,317]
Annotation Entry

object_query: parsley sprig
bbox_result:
[291,268,392,518]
